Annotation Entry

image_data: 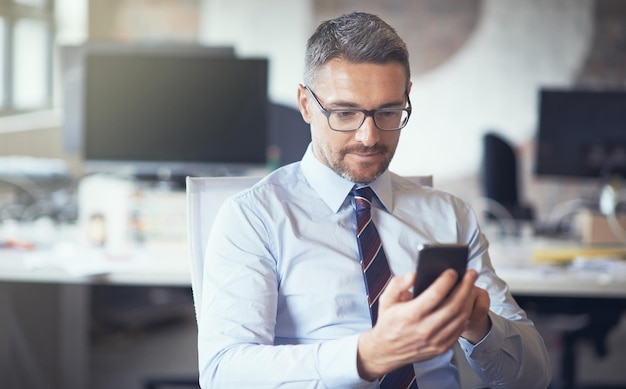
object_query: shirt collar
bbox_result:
[301,144,393,213]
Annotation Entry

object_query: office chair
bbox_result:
[186,175,263,320]
[482,132,534,233]
[268,103,311,166]
[185,174,494,389]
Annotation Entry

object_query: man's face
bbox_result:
[298,59,411,184]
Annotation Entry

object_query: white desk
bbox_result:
[489,238,626,298]
[0,242,192,389]
[1,237,625,389]
[490,238,626,388]
[0,245,191,286]
[497,265,626,298]
[10,236,625,294]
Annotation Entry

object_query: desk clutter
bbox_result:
[0,156,76,223]
[78,174,187,252]
[0,174,188,278]
[532,244,626,264]
[576,210,626,245]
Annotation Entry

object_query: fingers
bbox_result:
[364,269,488,371]
[367,267,491,370]
[411,268,468,312]
[408,270,480,347]
[460,268,479,288]
[434,269,479,321]
[383,268,478,313]
[379,273,416,309]
[460,286,492,343]
[468,287,490,321]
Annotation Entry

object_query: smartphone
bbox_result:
[412,243,468,298]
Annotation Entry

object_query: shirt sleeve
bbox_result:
[197,195,373,389]
[455,197,552,388]
[458,312,552,388]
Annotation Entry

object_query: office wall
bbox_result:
[88,0,199,42]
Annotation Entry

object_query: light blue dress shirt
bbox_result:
[198,146,551,388]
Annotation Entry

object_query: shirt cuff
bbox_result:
[457,310,504,360]
[318,333,373,388]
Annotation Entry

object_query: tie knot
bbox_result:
[352,186,375,211]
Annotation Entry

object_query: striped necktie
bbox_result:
[352,187,418,389]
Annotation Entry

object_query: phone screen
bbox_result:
[412,244,468,298]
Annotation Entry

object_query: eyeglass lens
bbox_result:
[329,110,409,131]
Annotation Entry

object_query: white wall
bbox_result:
[394,0,593,181]
[198,0,313,107]
[199,0,594,185]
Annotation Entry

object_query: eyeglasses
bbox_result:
[305,85,412,132]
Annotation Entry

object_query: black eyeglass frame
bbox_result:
[304,85,412,132]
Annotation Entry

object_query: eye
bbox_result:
[333,111,360,120]
[377,110,402,119]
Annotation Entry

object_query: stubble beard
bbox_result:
[318,143,393,185]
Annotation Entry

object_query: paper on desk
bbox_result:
[495,262,564,278]
[21,243,150,277]
[496,258,626,285]
[571,257,626,273]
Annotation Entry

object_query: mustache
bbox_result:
[342,145,388,154]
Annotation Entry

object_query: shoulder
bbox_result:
[231,162,308,206]
[389,173,483,245]
[390,172,472,214]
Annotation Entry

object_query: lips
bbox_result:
[344,146,387,157]
[350,151,380,159]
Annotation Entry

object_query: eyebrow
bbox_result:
[323,96,407,110]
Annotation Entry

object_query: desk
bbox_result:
[1,237,625,389]
[490,239,626,388]
[0,246,191,286]
[0,243,192,389]
[497,265,626,298]
[489,238,626,298]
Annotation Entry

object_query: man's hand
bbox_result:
[356,268,490,381]
[460,282,491,344]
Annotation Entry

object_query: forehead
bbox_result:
[313,59,408,98]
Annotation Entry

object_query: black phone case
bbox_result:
[413,244,468,297]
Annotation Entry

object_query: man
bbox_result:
[198,12,551,388]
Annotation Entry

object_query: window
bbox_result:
[0,0,54,116]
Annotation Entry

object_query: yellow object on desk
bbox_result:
[532,245,626,263]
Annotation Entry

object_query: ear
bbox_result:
[297,84,313,124]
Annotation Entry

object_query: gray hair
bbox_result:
[303,12,410,87]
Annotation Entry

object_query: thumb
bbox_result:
[379,272,416,309]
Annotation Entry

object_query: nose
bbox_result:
[354,116,380,147]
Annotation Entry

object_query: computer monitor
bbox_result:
[535,89,626,180]
[66,44,269,181]
[61,43,236,155]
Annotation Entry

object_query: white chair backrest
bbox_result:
[407,175,433,187]
[186,175,262,318]
[185,174,432,319]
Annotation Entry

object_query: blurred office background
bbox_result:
[2,0,625,213]
[1,0,625,388]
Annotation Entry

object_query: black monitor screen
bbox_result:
[83,52,268,176]
[535,89,626,179]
